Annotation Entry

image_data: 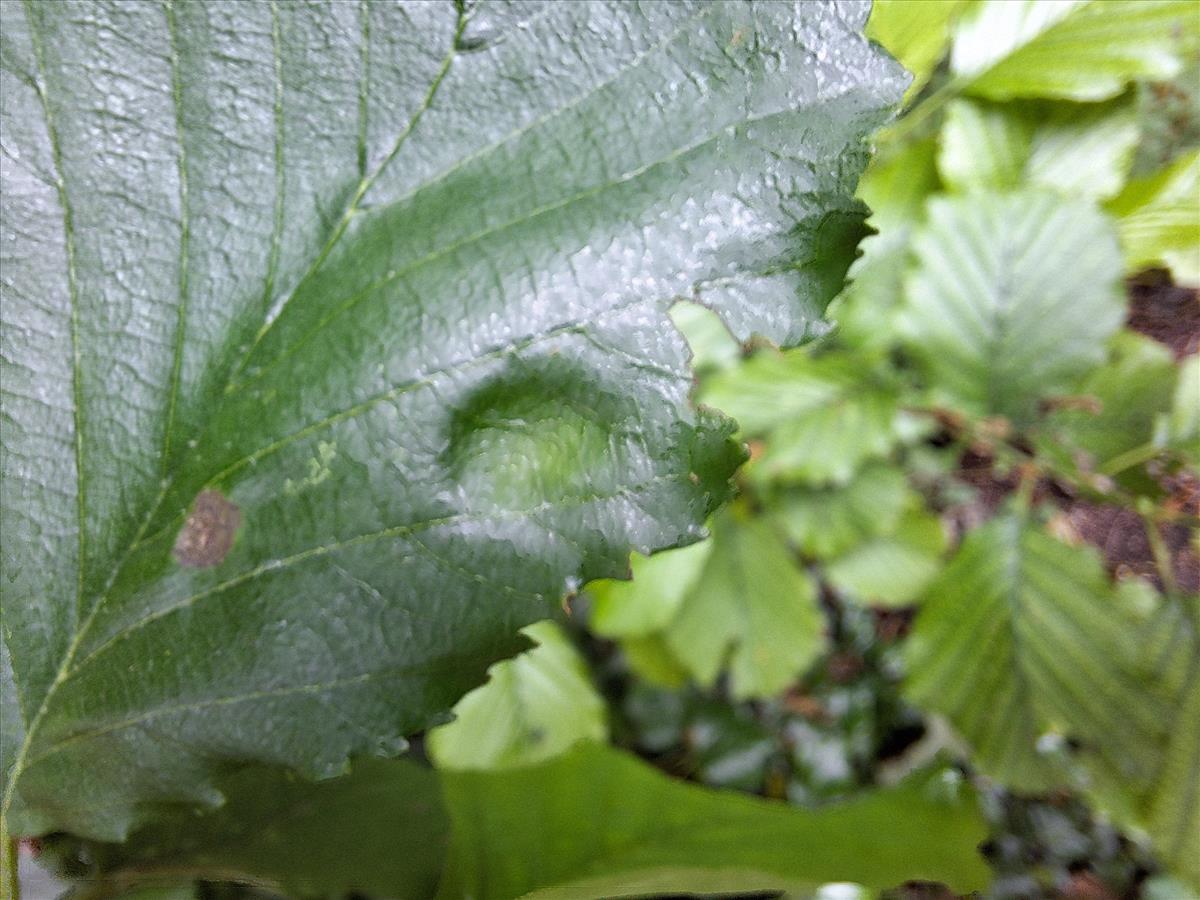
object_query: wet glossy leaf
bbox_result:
[0,0,906,840]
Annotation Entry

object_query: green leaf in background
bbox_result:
[55,756,449,900]
[897,191,1125,425]
[950,0,1200,101]
[669,301,744,376]
[427,621,607,771]
[1144,606,1200,889]
[829,136,940,353]
[438,742,990,899]
[1157,354,1200,460]
[904,515,1188,816]
[825,509,946,607]
[0,0,906,840]
[1038,332,1178,489]
[857,135,942,236]
[663,511,825,699]
[938,97,1140,199]
[938,98,1036,193]
[866,0,970,103]
[1106,149,1200,283]
[773,464,913,559]
[588,508,826,700]
[701,350,902,484]
[590,540,712,638]
[1080,586,1200,891]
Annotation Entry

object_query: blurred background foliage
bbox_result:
[27,1,1200,898]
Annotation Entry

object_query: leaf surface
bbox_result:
[950,0,1199,101]
[1106,149,1200,284]
[438,742,990,899]
[1036,332,1178,490]
[866,0,968,102]
[701,350,902,484]
[57,742,990,900]
[773,463,913,559]
[427,621,607,771]
[51,756,448,900]
[824,509,946,607]
[938,98,1140,199]
[0,0,905,839]
[904,515,1193,816]
[588,508,826,699]
[897,191,1126,425]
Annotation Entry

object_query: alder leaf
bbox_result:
[0,0,905,840]
[938,97,1140,199]
[896,191,1126,426]
[904,512,1199,880]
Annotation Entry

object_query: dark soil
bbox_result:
[1065,497,1200,594]
[1126,273,1200,358]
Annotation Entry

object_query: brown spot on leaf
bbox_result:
[173,489,240,568]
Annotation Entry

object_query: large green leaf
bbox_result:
[427,621,606,771]
[949,0,1199,101]
[1144,612,1200,889]
[1080,586,1200,890]
[897,191,1126,425]
[0,1,905,840]
[59,742,990,900]
[438,742,990,899]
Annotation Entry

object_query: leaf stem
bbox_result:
[1142,509,1179,597]
[1099,441,1162,478]
[1,819,18,900]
